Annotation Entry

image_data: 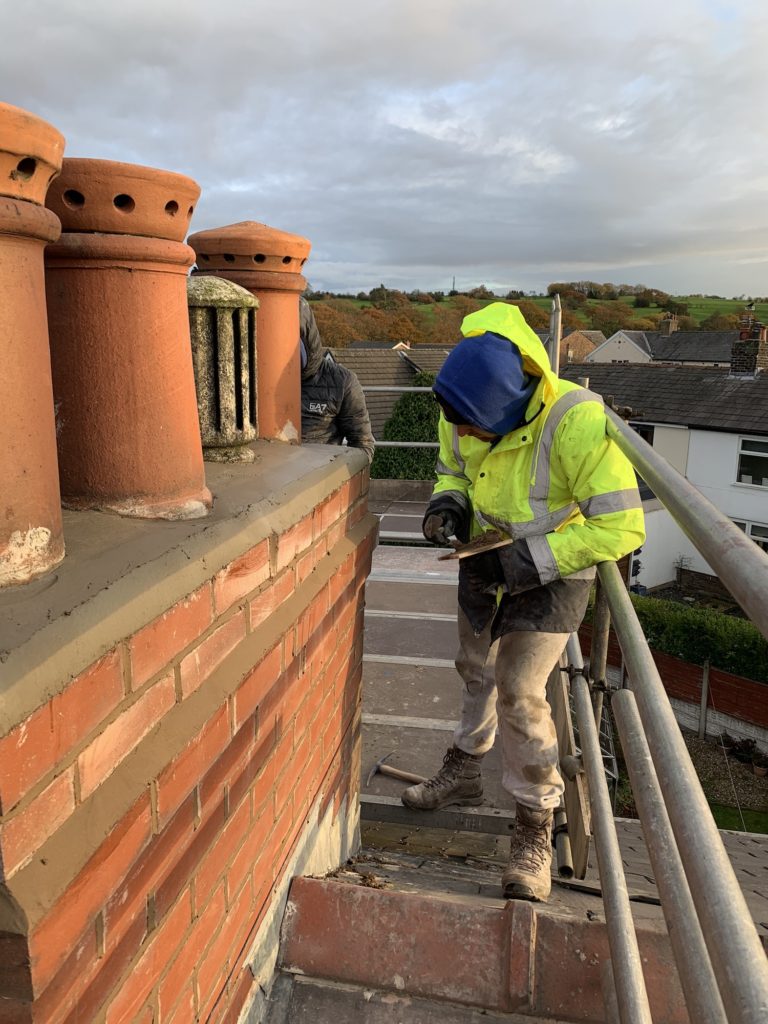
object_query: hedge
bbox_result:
[586,593,768,683]
[370,371,439,480]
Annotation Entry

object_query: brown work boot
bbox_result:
[502,805,553,902]
[401,746,483,810]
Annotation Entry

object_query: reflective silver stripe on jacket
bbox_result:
[478,506,577,541]
[464,389,612,546]
[529,389,604,517]
[436,488,471,514]
[527,535,597,586]
[579,488,642,519]
[436,458,466,480]
[526,534,560,585]
[451,425,469,480]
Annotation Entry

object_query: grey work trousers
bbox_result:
[452,608,567,812]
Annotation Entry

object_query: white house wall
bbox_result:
[653,425,690,476]
[586,336,650,363]
[637,428,766,589]
[686,429,768,524]
[637,505,710,588]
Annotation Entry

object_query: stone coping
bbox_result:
[0,441,368,734]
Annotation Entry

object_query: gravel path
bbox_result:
[683,733,768,812]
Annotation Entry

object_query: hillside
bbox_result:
[306,287,764,348]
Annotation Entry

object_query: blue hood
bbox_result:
[433,332,538,435]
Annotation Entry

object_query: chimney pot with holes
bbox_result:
[0,102,65,585]
[45,159,212,519]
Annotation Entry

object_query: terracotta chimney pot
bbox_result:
[0,102,65,586]
[0,101,65,206]
[46,158,199,241]
[187,221,311,442]
[45,159,211,519]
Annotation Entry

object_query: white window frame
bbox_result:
[733,518,768,552]
[736,435,768,488]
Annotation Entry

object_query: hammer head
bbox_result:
[365,750,394,787]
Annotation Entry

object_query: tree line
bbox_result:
[306,281,753,348]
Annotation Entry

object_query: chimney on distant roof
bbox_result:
[730,313,768,374]
[657,313,679,336]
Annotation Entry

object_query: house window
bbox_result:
[733,519,768,553]
[736,437,768,487]
[632,424,655,445]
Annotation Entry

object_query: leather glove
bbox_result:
[461,549,505,592]
[423,510,458,547]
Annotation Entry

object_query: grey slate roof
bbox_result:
[619,331,653,356]
[645,331,737,364]
[570,330,607,345]
[404,348,452,375]
[328,347,418,437]
[561,363,768,435]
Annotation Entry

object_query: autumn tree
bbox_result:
[663,299,689,316]
[388,312,427,346]
[560,309,586,332]
[559,287,588,310]
[370,284,411,310]
[699,313,740,330]
[427,296,482,344]
[508,299,549,330]
[628,317,658,331]
[468,284,495,299]
[675,315,698,331]
[587,301,635,337]
[311,303,357,347]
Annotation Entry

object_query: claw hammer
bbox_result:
[366,751,427,787]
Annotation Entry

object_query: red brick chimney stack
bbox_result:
[657,313,679,337]
[731,311,768,375]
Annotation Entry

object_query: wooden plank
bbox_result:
[362,713,456,732]
[363,654,455,669]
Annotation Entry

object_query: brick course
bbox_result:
[78,672,176,800]
[129,585,213,690]
[0,649,124,813]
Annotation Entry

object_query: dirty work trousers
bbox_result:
[452,609,568,812]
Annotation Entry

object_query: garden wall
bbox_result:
[578,624,768,737]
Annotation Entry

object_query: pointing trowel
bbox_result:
[438,529,515,561]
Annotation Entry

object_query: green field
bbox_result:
[678,296,768,321]
[708,802,768,834]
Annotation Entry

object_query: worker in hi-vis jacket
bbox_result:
[402,302,645,902]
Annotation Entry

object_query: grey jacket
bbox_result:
[300,298,375,462]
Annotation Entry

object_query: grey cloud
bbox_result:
[2,0,767,295]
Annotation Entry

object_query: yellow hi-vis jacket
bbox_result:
[432,304,645,591]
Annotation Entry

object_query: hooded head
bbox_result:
[299,297,325,379]
[433,332,538,436]
[460,302,559,404]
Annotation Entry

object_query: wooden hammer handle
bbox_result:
[379,763,427,785]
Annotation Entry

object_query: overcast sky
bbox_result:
[4,0,767,296]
